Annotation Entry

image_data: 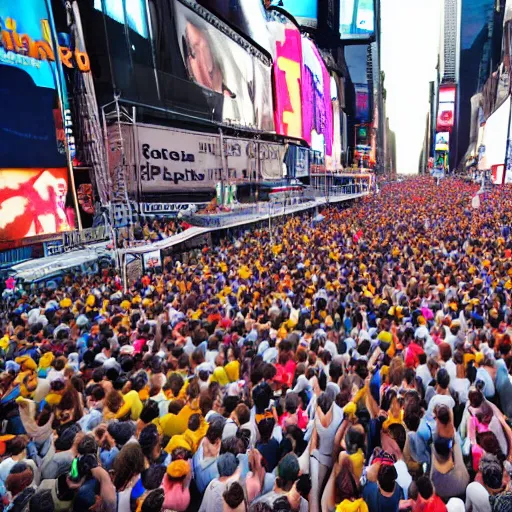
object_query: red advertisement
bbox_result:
[437,85,456,131]
[0,168,75,242]
[271,21,303,139]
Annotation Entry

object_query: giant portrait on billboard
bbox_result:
[174,0,274,131]
[0,168,75,242]
[269,15,303,139]
[301,37,333,156]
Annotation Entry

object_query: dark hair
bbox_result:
[7,435,28,456]
[78,435,98,455]
[345,426,365,454]
[139,424,160,462]
[223,482,245,509]
[141,465,166,490]
[253,383,272,414]
[436,368,450,390]
[416,476,434,500]
[317,393,333,414]
[377,464,397,493]
[434,404,451,425]
[140,400,160,424]
[387,423,406,452]
[90,384,105,402]
[112,443,145,490]
[284,393,300,415]
[141,489,165,512]
[206,417,225,444]
[222,395,240,417]
[257,418,275,443]
[29,490,54,512]
[468,389,484,408]
[234,403,250,426]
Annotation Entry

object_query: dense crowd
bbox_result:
[2,177,512,512]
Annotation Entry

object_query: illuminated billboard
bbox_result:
[340,0,375,40]
[354,83,370,122]
[435,132,450,152]
[269,17,303,138]
[269,0,318,29]
[174,0,274,131]
[301,37,333,156]
[437,85,456,131]
[0,168,75,242]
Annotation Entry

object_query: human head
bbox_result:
[377,464,397,493]
[276,454,300,492]
[6,462,34,496]
[112,442,145,490]
[217,452,239,477]
[480,454,504,491]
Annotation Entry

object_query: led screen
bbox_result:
[354,83,370,122]
[143,249,162,270]
[340,0,375,40]
[94,0,149,38]
[437,103,455,130]
[0,168,75,242]
[435,132,450,151]
[0,0,68,169]
[269,0,318,29]
[270,18,303,138]
[174,0,274,131]
[301,37,333,156]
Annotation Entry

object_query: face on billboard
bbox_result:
[270,19,303,138]
[269,0,318,28]
[301,37,333,156]
[174,0,274,131]
[0,168,74,242]
[340,0,375,40]
[437,103,454,130]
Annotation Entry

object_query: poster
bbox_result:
[174,0,274,131]
[301,37,333,156]
[0,168,75,242]
[331,75,342,170]
[143,250,162,270]
[270,18,303,138]
[435,132,450,152]
[133,124,285,196]
[354,83,370,122]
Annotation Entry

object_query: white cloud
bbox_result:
[381,0,442,174]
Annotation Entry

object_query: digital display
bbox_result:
[340,0,375,40]
[174,0,274,131]
[0,168,75,242]
[354,83,370,122]
[94,0,149,38]
[437,103,455,130]
[435,132,450,151]
[269,0,318,29]
[143,250,162,270]
[301,37,333,156]
[270,18,303,138]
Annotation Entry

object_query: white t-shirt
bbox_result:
[465,481,491,512]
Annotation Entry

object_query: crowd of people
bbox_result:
[2,176,512,512]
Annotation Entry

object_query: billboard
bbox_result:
[301,37,333,156]
[481,97,510,169]
[270,17,303,138]
[340,0,375,40]
[437,84,456,130]
[93,0,149,38]
[174,0,274,131]
[0,168,75,242]
[269,0,318,29]
[143,250,163,271]
[354,83,370,122]
[435,132,450,151]
[131,124,285,197]
[196,0,272,53]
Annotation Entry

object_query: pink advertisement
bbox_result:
[301,37,333,157]
[272,22,303,139]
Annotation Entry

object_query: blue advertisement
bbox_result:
[0,0,68,168]
[269,0,318,28]
[340,0,375,40]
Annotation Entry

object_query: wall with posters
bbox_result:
[301,37,333,156]
[269,13,304,139]
[340,0,375,40]
[0,0,76,244]
[124,124,285,199]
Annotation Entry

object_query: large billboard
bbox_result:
[0,168,75,242]
[437,85,456,131]
[354,83,370,122]
[128,124,285,198]
[301,37,333,156]
[269,0,318,29]
[481,97,510,169]
[340,0,375,40]
[93,0,149,38]
[174,0,274,131]
[435,132,450,152]
[269,16,303,139]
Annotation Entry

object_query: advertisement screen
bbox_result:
[301,37,333,156]
[0,0,68,169]
[269,0,318,29]
[437,103,455,130]
[196,0,272,53]
[340,0,375,40]
[354,83,370,122]
[439,85,456,103]
[0,169,75,242]
[94,0,149,38]
[174,0,274,131]
[270,18,303,138]
[435,132,450,152]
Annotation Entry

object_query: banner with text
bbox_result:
[134,124,285,196]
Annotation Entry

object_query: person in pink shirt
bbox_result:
[162,459,192,512]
